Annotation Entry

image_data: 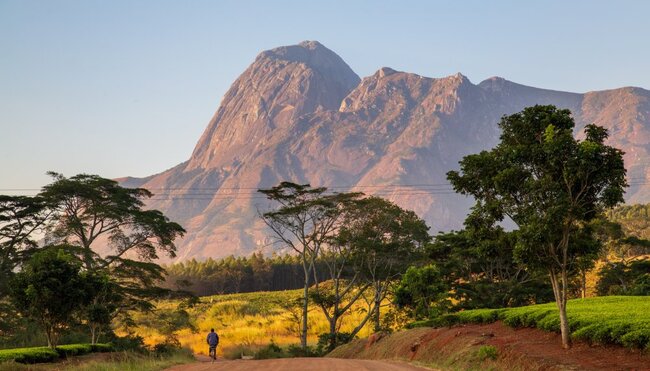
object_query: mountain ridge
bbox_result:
[119,41,650,262]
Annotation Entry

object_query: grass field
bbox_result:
[130,289,381,358]
[416,296,650,349]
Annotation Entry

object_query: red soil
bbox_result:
[330,321,650,370]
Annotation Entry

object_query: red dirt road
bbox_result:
[165,357,432,371]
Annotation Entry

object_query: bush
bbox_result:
[316,332,354,354]
[56,343,93,357]
[286,344,318,357]
[414,297,650,350]
[254,342,285,359]
[476,345,498,361]
[620,329,650,349]
[0,343,113,364]
[0,347,59,364]
[110,335,147,352]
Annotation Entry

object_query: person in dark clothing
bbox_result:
[207,328,219,361]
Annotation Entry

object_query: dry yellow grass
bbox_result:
[128,289,382,357]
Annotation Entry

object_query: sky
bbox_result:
[1,0,649,192]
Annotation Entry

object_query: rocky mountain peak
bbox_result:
[186,41,360,171]
[122,42,650,262]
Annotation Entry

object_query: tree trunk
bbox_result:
[373,288,381,332]
[558,298,571,349]
[301,282,309,349]
[328,316,337,351]
[549,268,572,349]
[581,269,587,299]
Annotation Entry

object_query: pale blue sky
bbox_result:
[1,0,649,191]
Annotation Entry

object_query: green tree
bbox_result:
[430,216,553,310]
[340,197,430,332]
[39,172,186,342]
[258,182,361,349]
[10,246,98,348]
[394,264,449,319]
[41,172,185,270]
[447,105,627,348]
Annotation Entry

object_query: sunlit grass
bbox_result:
[129,289,382,357]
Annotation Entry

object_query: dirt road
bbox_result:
[165,357,431,371]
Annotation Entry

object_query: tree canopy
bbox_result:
[447,105,627,348]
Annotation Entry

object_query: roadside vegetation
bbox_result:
[411,296,650,349]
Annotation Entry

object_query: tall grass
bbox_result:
[129,289,381,358]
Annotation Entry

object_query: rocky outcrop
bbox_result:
[123,41,650,261]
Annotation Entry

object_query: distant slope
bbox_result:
[121,41,650,261]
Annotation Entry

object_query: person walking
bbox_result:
[207,328,219,362]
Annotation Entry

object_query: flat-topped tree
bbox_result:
[447,105,627,349]
[39,172,186,343]
[41,172,185,270]
[258,182,361,349]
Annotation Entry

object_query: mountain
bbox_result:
[123,41,650,261]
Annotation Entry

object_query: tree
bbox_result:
[394,265,449,319]
[447,105,627,348]
[258,182,361,349]
[39,172,186,342]
[340,197,430,332]
[0,195,52,297]
[10,246,97,348]
[41,172,185,270]
[429,219,553,310]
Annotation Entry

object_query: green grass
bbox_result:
[0,343,113,364]
[0,350,194,371]
[412,296,650,350]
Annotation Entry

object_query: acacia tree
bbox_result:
[340,197,430,333]
[39,172,186,342]
[447,105,626,348]
[258,182,361,349]
[0,195,53,341]
[0,195,52,297]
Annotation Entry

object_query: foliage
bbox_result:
[316,332,353,354]
[9,247,100,348]
[429,225,553,310]
[419,296,650,350]
[339,196,430,332]
[447,105,627,348]
[606,204,650,260]
[127,289,383,358]
[163,253,329,296]
[394,264,449,319]
[596,259,650,295]
[258,182,362,349]
[476,345,498,361]
[0,347,59,363]
[0,343,112,364]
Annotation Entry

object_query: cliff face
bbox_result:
[126,41,650,261]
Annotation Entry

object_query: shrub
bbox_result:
[476,345,498,361]
[254,342,285,359]
[316,332,354,354]
[286,344,318,357]
[56,343,93,357]
[620,329,650,349]
[0,347,59,364]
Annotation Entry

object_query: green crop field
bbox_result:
[415,296,650,349]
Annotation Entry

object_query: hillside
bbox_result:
[122,41,650,261]
[330,297,650,370]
